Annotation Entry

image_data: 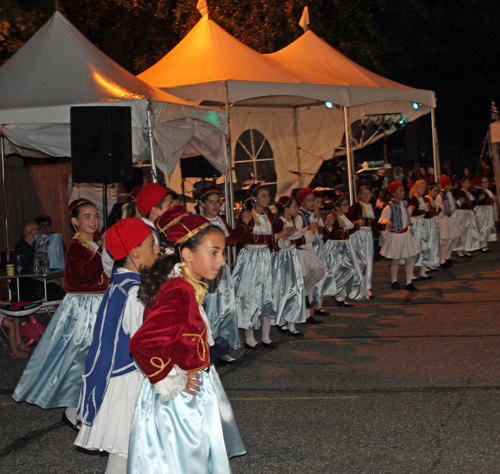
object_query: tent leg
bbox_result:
[224,81,235,267]
[1,135,10,262]
[343,107,354,205]
[431,107,441,180]
[293,108,302,188]
[146,100,158,183]
[488,130,500,211]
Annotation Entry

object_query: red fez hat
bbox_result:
[167,214,210,245]
[296,187,313,204]
[247,182,265,197]
[199,185,221,199]
[275,196,291,210]
[387,180,404,195]
[155,205,190,235]
[68,198,94,213]
[439,175,452,187]
[136,183,168,216]
[126,186,143,203]
[106,218,152,260]
[312,190,324,199]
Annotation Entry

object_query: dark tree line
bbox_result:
[1,0,500,149]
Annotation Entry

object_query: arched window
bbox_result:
[234,129,277,197]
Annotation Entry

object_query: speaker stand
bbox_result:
[102,184,108,233]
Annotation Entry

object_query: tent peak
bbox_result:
[197,0,209,20]
[299,6,310,33]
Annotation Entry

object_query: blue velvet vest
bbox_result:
[76,270,141,426]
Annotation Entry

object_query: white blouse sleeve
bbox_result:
[122,286,145,337]
[378,205,392,224]
[153,365,189,402]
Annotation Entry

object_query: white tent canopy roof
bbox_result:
[0,12,228,175]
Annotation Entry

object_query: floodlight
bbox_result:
[412,102,420,110]
[325,102,333,109]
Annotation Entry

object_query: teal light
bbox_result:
[325,102,333,109]
[412,102,420,110]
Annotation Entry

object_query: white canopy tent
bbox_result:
[0,12,229,253]
[138,6,437,205]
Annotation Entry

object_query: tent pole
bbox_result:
[146,100,158,183]
[224,81,235,267]
[1,135,10,261]
[343,107,354,205]
[431,107,441,180]
[487,129,500,211]
[293,107,302,188]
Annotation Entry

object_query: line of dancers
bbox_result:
[10,175,496,473]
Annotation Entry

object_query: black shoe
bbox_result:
[427,268,439,272]
[305,296,311,309]
[405,283,419,292]
[456,252,465,258]
[244,342,263,351]
[369,295,375,299]
[447,258,455,264]
[481,248,492,253]
[391,282,401,290]
[62,412,80,433]
[261,341,278,349]
[275,324,289,334]
[306,316,322,324]
[314,308,330,316]
[464,252,472,258]
[286,329,304,338]
[416,275,433,280]
[335,299,353,308]
[440,261,452,268]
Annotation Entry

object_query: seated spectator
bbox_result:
[35,215,53,236]
[1,310,30,359]
[11,222,65,302]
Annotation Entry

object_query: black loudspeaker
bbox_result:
[71,106,133,184]
[180,155,222,179]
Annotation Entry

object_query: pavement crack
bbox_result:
[0,421,65,460]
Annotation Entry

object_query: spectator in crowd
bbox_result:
[13,222,39,269]
[35,215,53,236]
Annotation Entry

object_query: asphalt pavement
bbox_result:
[1,243,499,473]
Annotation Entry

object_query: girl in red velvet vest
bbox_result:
[13,199,109,431]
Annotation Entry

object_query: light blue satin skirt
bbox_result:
[322,239,368,301]
[128,369,245,474]
[411,218,431,267]
[424,218,441,268]
[475,205,497,243]
[203,264,239,350]
[232,246,276,330]
[454,209,482,251]
[271,248,306,325]
[350,227,374,290]
[312,239,326,304]
[13,293,104,409]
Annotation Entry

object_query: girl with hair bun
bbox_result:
[408,180,433,280]
[474,176,497,252]
[453,177,480,257]
[14,199,109,430]
[128,215,245,474]
[378,181,420,290]
[322,196,368,307]
[348,185,377,297]
[272,196,314,337]
[232,183,276,349]
[198,185,251,360]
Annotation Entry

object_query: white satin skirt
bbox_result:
[423,218,441,268]
[128,368,245,474]
[322,239,368,301]
[350,227,374,290]
[454,209,482,251]
[411,217,431,267]
[475,205,497,243]
[271,248,306,325]
[312,239,326,304]
[232,246,275,330]
[203,264,239,350]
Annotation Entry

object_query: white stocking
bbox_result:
[405,257,414,285]
[391,260,399,283]
[261,317,272,344]
[105,454,128,474]
[245,328,257,347]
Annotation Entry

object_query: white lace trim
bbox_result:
[252,213,272,235]
[207,216,229,237]
[154,364,188,402]
[361,202,375,218]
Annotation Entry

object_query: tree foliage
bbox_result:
[1,0,500,147]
